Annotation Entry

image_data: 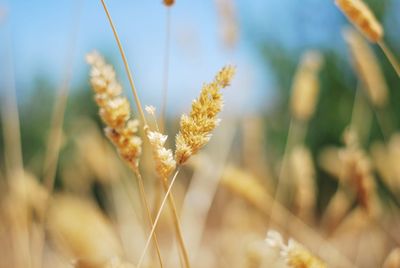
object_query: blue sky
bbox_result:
[1,0,397,115]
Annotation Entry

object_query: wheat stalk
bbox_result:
[138,65,235,268]
[270,51,323,226]
[87,52,164,268]
[1,14,31,268]
[175,65,235,164]
[98,2,193,264]
[160,7,172,132]
[220,166,357,267]
[147,129,189,268]
[137,168,181,268]
[99,0,147,127]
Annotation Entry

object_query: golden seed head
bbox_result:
[47,195,123,266]
[339,128,379,214]
[215,65,236,87]
[221,165,271,210]
[265,230,326,268]
[105,126,142,168]
[290,145,317,220]
[343,28,388,107]
[145,105,156,115]
[99,97,131,129]
[148,130,176,178]
[383,248,400,268]
[216,0,239,48]
[286,246,327,268]
[335,0,383,42]
[163,0,174,6]
[175,65,235,164]
[290,51,323,121]
[87,51,142,170]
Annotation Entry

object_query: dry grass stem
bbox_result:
[87,52,164,268]
[160,8,171,132]
[221,174,356,267]
[137,168,181,268]
[377,40,400,77]
[100,0,148,127]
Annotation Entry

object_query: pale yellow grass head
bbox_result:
[265,230,326,268]
[343,27,388,107]
[335,0,383,42]
[383,248,400,268]
[290,51,323,122]
[47,195,123,267]
[87,51,142,170]
[175,65,235,164]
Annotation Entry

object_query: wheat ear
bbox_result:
[270,51,322,225]
[175,65,236,164]
[99,2,192,264]
[87,52,164,268]
[335,0,400,76]
[139,65,235,268]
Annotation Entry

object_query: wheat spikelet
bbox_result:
[265,230,327,268]
[343,28,388,107]
[216,0,238,48]
[3,171,48,229]
[370,141,396,190]
[221,165,271,211]
[147,131,176,179]
[163,0,174,6]
[383,248,400,268]
[339,128,379,215]
[175,65,235,164]
[87,52,165,268]
[290,145,316,222]
[86,51,142,170]
[47,195,123,267]
[290,51,323,122]
[335,0,383,42]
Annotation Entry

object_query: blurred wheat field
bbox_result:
[1,0,400,267]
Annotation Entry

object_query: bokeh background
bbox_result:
[1,0,399,192]
[1,0,400,267]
